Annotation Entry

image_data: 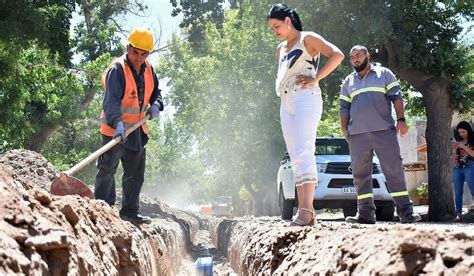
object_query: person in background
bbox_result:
[95,28,163,224]
[267,3,344,226]
[451,121,474,222]
[339,45,421,224]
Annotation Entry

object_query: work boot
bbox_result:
[400,213,421,224]
[345,214,376,224]
[120,213,152,224]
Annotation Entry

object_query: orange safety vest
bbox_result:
[100,55,154,137]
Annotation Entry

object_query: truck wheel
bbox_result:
[279,186,294,220]
[376,203,395,221]
[343,206,357,218]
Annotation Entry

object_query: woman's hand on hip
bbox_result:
[296,74,318,89]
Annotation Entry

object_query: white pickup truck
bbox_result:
[277,137,395,221]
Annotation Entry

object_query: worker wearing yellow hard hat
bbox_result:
[127,27,154,52]
[95,27,163,224]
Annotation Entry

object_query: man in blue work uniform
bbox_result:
[95,28,163,224]
[339,45,421,224]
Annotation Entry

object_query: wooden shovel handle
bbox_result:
[64,114,151,176]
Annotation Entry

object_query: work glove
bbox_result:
[146,103,160,120]
[113,121,126,142]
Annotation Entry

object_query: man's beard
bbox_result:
[353,57,369,72]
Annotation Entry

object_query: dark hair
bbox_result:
[350,45,369,54]
[267,3,303,31]
[455,121,474,144]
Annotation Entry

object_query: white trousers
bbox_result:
[280,88,323,186]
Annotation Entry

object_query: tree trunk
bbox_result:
[243,182,265,216]
[421,81,456,221]
[26,86,99,152]
[243,182,257,214]
[28,124,61,152]
[383,38,456,221]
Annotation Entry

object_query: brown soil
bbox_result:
[0,150,198,275]
[1,149,473,275]
[0,149,58,191]
[211,217,474,275]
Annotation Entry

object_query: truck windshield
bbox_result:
[315,139,350,155]
[216,196,232,204]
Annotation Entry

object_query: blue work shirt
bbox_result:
[339,65,403,135]
[103,54,163,151]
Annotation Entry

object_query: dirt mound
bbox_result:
[0,150,198,275]
[0,149,58,191]
[4,148,472,275]
[213,217,474,275]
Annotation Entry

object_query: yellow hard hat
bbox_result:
[127,28,154,52]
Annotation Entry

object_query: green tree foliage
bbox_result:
[41,77,105,185]
[170,0,239,52]
[42,0,149,181]
[297,0,472,221]
[166,0,472,219]
[0,0,75,64]
[160,2,286,214]
[0,44,85,150]
[72,0,148,61]
[161,0,346,213]
[0,0,78,152]
[0,0,148,174]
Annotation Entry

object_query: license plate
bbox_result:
[342,186,356,193]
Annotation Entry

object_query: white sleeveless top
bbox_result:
[275,32,320,96]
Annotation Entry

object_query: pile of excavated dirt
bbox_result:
[211,217,474,275]
[0,150,199,275]
[3,149,472,275]
[0,150,58,191]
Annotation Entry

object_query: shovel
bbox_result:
[50,114,151,198]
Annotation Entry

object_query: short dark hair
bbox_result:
[350,45,368,54]
[267,3,303,32]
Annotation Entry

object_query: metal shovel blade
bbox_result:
[48,114,150,198]
[50,173,94,198]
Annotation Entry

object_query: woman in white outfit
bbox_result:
[268,4,344,226]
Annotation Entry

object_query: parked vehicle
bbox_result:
[211,196,234,218]
[277,137,395,221]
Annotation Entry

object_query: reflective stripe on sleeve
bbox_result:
[386,81,400,91]
[339,95,352,103]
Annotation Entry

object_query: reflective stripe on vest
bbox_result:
[100,55,154,137]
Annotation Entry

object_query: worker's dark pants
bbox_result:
[95,135,146,216]
[349,128,413,220]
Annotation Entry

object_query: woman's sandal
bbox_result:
[289,207,316,226]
